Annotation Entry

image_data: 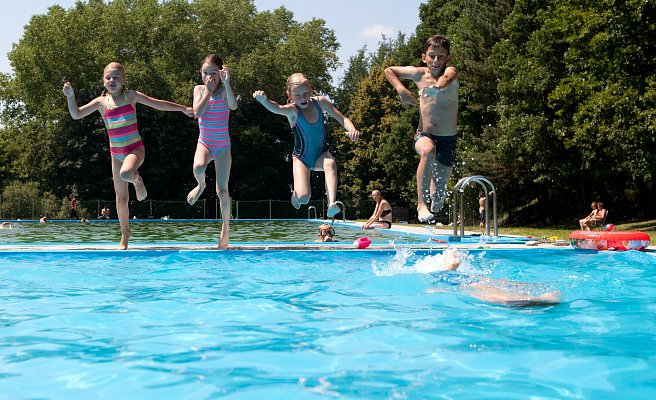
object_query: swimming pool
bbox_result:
[1,248,654,398]
[0,219,529,246]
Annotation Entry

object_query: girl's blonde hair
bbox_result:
[285,72,313,103]
[102,62,127,96]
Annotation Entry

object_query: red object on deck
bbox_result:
[568,230,650,251]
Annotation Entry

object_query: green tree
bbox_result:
[0,0,339,204]
[491,0,656,222]
[334,36,417,218]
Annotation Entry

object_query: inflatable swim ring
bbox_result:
[568,230,650,251]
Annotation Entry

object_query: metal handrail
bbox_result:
[307,206,317,219]
[451,175,497,241]
[333,201,346,222]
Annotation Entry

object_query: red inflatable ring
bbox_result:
[568,230,651,251]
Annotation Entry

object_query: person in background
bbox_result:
[579,201,606,231]
[99,206,111,219]
[362,190,393,229]
[69,194,79,220]
[478,191,486,228]
[316,223,336,242]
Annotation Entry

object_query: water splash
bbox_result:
[371,247,476,276]
[371,246,416,276]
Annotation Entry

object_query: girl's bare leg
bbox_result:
[316,152,339,218]
[112,157,131,249]
[119,148,147,201]
[112,149,145,249]
[215,150,232,249]
[292,158,311,208]
[188,144,212,205]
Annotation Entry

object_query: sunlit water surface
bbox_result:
[1,248,654,399]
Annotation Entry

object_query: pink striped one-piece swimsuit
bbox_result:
[103,101,144,161]
[198,90,230,158]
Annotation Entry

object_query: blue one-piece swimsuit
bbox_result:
[291,98,326,170]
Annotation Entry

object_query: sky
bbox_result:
[0,0,424,84]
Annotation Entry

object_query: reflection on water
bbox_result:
[0,220,417,244]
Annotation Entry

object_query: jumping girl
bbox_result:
[63,62,193,249]
[186,54,238,249]
[252,73,359,218]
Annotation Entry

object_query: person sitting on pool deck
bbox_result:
[362,190,393,230]
[428,250,561,307]
[316,223,336,242]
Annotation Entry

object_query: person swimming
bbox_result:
[426,250,561,307]
[316,223,336,242]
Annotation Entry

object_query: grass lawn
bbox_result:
[403,219,656,242]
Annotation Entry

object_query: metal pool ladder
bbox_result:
[307,206,317,219]
[452,175,498,241]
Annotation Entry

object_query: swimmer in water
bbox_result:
[428,250,561,307]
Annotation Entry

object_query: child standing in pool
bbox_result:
[187,54,238,250]
[63,62,193,249]
[385,34,459,223]
[252,73,359,218]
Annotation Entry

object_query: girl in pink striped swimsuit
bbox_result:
[63,62,193,249]
[187,54,238,250]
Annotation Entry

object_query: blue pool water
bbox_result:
[1,248,655,398]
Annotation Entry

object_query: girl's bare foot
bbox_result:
[327,203,341,218]
[291,193,301,209]
[133,174,148,201]
[187,184,206,205]
[218,225,229,250]
[119,228,131,250]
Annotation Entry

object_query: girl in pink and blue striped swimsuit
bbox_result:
[63,61,193,249]
[187,54,238,250]
[198,88,231,157]
[103,93,144,160]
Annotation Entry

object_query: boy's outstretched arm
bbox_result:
[384,66,421,106]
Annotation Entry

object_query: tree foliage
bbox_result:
[337,0,656,223]
[2,0,656,224]
[0,0,338,202]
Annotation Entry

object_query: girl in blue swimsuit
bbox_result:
[253,73,359,218]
